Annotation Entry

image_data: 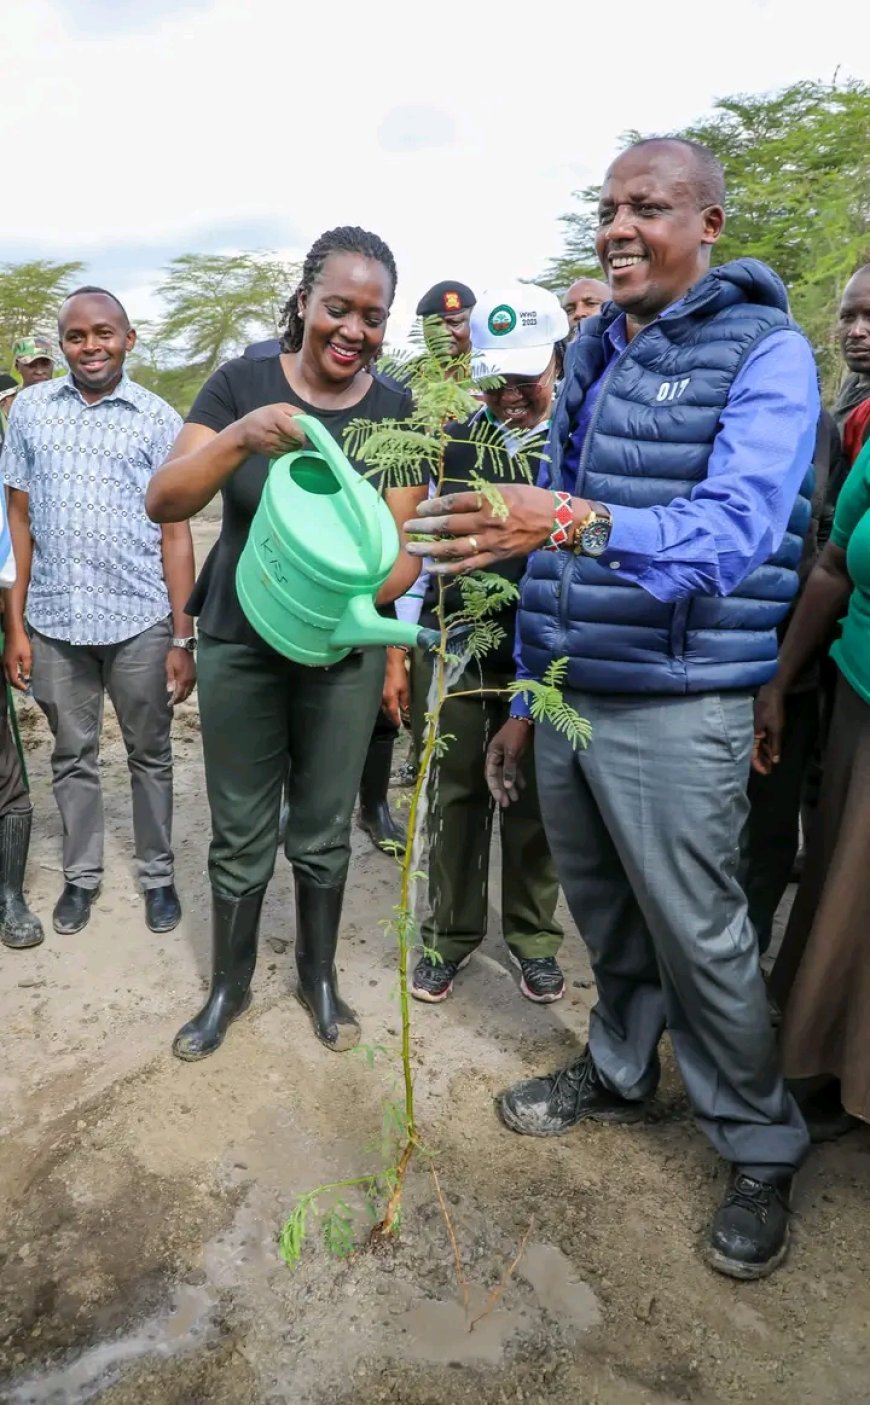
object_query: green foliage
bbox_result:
[445,571,519,660]
[322,1201,357,1259]
[510,659,592,749]
[450,571,519,624]
[132,250,300,414]
[0,258,85,364]
[279,1193,313,1267]
[540,78,870,395]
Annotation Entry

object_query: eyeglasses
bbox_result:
[485,365,556,399]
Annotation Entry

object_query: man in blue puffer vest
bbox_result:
[406,138,818,1281]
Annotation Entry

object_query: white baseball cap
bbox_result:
[470,285,570,381]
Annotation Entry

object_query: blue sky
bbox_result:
[4,0,867,345]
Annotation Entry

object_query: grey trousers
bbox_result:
[535,689,809,1178]
[31,620,174,890]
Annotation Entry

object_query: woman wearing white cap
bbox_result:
[409,285,569,1005]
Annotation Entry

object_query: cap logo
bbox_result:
[488,304,517,337]
[442,291,461,311]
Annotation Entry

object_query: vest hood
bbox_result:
[588,258,791,340]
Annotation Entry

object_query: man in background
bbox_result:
[12,335,55,388]
[2,287,196,937]
[415,281,476,361]
[563,277,609,335]
[832,264,870,468]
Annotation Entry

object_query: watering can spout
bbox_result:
[329,595,440,654]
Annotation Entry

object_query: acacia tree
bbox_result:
[0,259,84,364]
[132,251,301,413]
[541,79,870,393]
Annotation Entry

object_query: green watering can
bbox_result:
[236,412,438,666]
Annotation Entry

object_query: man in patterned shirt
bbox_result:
[1,287,196,936]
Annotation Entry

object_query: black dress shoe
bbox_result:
[145,883,182,933]
[707,1171,793,1280]
[53,882,100,935]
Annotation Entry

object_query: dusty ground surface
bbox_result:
[1,517,868,1405]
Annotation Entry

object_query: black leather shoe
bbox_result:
[707,1171,793,1280]
[53,882,100,935]
[499,1045,647,1137]
[145,883,182,933]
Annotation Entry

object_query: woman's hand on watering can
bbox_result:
[238,404,307,458]
[404,485,591,576]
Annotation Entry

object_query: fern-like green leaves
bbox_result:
[508,659,592,750]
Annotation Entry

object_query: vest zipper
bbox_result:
[574,324,652,496]
[556,324,653,638]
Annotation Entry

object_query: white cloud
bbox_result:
[5,0,867,346]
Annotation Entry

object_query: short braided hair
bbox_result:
[279,226,398,353]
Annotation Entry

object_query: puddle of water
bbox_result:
[393,1241,600,1366]
[519,1241,602,1333]
[7,1283,216,1405]
[396,1285,530,1365]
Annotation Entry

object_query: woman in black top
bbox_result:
[146,227,425,1059]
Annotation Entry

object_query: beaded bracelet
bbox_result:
[543,490,575,550]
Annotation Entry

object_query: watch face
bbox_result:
[580,514,612,557]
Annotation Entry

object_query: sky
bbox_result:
[2,0,867,348]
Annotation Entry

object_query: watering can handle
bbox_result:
[289,412,381,557]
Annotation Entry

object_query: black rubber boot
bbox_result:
[358,734,406,854]
[0,810,44,949]
[172,887,265,1061]
[294,876,360,1052]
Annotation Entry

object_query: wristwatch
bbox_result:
[172,636,197,653]
[573,503,613,557]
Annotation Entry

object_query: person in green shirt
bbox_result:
[753,437,870,1132]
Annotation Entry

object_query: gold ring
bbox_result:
[468,535,479,552]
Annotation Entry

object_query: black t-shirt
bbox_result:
[185,354,412,650]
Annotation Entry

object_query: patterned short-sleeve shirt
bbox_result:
[1,374,182,646]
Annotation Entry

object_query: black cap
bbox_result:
[416,281,476,317]
[0,372,17,396]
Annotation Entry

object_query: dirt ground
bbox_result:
[1,517,868,1405]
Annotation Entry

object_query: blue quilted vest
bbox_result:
[519,259,814,695]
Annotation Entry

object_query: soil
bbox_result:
[1,517,868,1405]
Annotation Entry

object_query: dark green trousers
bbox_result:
[198,634,384,897]
[410,652,562,962]
[743,687,820,955]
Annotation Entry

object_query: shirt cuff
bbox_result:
[509,689,532,720]
[600,504,661,568]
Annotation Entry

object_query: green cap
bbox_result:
[12,334,54,365]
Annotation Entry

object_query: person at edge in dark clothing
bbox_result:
[742,409,846,957]
[771,265,870,900]
[404,139,818,1281]
[415,280,476,363]
[832,264,870,468]
[145,227,427,1060]
[241,338,408,857]
[410,285,567,1007]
